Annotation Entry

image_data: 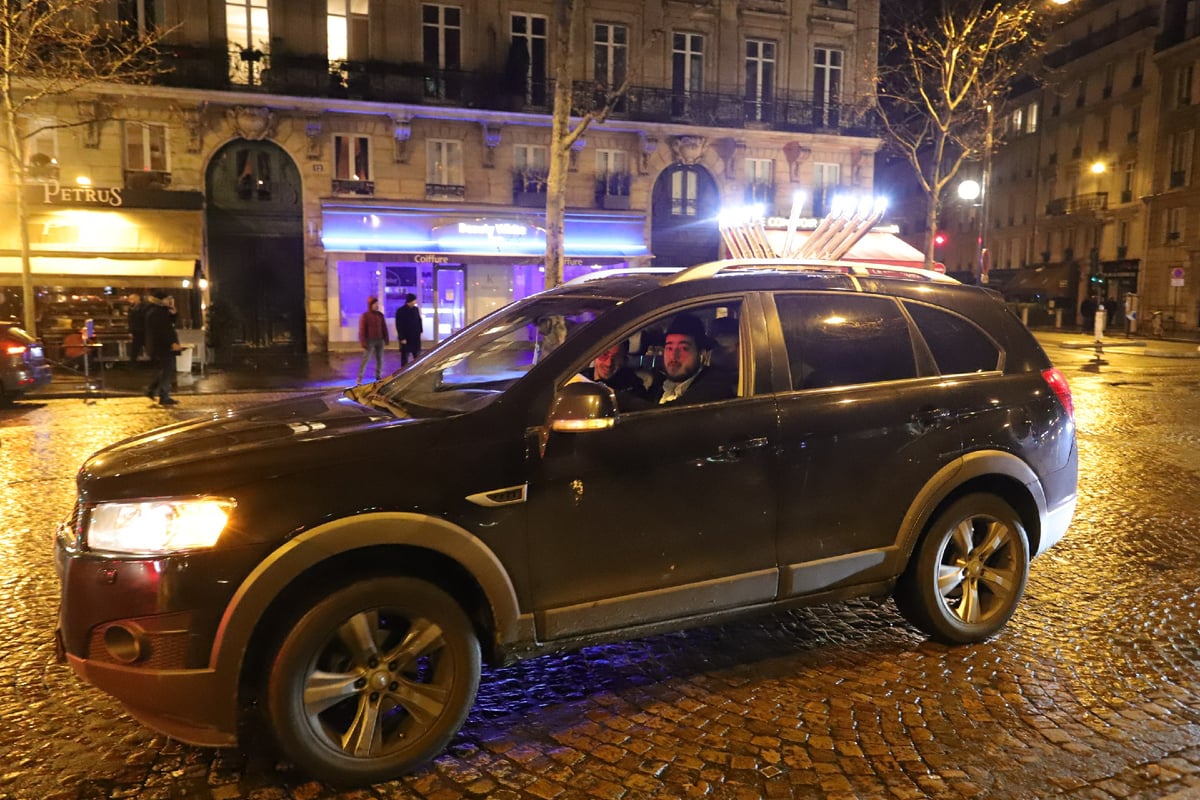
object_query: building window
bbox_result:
[226,0,270,84]
[118,0,157,38]
[124,121,169,172]
[813,47,843,128]
[427,139,464,198]
[1122,162,1134,201]
[813,162,840,216]
[1099,113,1110,148]
[744,39,775,122]
[1008,107,1023,135]
[745,158,774,207]
[1167,207,1186,242]
[595,149,630,204]
[1103,62,1115,98]
[25,119,57,181]
[1178,63,1194,107]
[423,4,461,98]
[1118,220,1129,250]
[1075,77,1086,107]
[328,0,369,62]
[670,167,699,216]
[1026,101,1039,133]
[596,149,629,179]
[333,134,372,195]
[235,148,272,201]
[594,23,627,90]
[1133,51,1145,87]
[512,14,548,106]
[1129,105,1141,142]
[1170,130,1193,188]
[513,143,549,196]
[672,32,704,115]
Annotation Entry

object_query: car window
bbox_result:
[775,293,917,390]
[581,300,743,411]
[373,295,617,415]
[902,301,1001,375]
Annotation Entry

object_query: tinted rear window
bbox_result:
[775,294,917,390]
[903,301,1000,375]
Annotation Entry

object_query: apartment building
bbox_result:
[0,0,882,359]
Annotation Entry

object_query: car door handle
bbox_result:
[704,437,770,464]
[912,406,952,427]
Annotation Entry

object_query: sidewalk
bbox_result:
[28,350,403,401]
[26,327,1200,401]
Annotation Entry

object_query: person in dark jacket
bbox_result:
[394,292,423,366]
[144,290,181,405]
[647,312,736,406]
[357,295,388,383]
[126,292,147,364]
[580,339,648,407]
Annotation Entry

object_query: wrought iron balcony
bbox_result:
[1045,192,1108,216]
[151,46,876,136]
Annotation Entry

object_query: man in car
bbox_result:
[650,312,736,406]
[581,339,647,402]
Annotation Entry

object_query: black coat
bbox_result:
[395,304,423,342]
[144,303,178,358]
[127,302,148,336]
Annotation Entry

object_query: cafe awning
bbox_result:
[0,256,198,287]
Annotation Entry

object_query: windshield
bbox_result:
[362,294,618,416]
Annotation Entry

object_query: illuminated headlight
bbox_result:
[86,498,236,555]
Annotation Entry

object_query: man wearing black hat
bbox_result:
[144,289,181,405]
[649,312,735,406]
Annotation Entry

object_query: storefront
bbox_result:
[322,204,650,348]
[0,182,205,360]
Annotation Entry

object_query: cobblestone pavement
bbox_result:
[3,342,1200,800]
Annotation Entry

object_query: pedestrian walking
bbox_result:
[394,292,423,366]
[126,292,147,364]
[357,295,388,383]
[144,289,181,405]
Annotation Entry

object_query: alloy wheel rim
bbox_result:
[301,608,455,759]
[935,515,1020,626]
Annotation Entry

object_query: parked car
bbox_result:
[54,260,1077,786]
[0,320,52,404]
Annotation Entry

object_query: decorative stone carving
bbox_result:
[639,132,658,175]
[227,106,275,140]
[481,122,501,168]
[783,141,811,182]
[304,115,323,160]
[76,100,106,149]
[669,135,706,165]
[568,136,586,172]
[391,115,412,163]
[180,104,207,153]
[715,137,741,178]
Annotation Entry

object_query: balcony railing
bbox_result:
[1045,192,1108,216]
[151,46,877,136]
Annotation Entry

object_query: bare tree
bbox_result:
[875,0,1050,271]
[0,0,167,335]
[544,0,661,287]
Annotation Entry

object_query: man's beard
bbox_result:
[665,361,698,382]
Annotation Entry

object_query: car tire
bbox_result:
[265,576,481,786]
[895,494,1030,644]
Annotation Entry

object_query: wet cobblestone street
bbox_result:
[3,336,1200,799]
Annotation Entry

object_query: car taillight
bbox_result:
[1041,367,1074,419]
[4,344,25,357]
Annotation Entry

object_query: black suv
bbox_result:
[54,261,1077,786]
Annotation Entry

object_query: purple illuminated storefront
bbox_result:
[321,204,650,349]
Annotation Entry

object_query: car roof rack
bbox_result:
[664,258,960,285]
[564,266,681,284]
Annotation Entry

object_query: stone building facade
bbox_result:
[0,0,882,358]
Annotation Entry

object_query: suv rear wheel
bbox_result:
[895,494,1030,644]
[265,576,481,785]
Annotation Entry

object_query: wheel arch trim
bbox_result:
[894,450,1046,564]
[209,511,523,684]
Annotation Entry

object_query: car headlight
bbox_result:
[86,498,236,555]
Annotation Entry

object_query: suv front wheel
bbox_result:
[895,494,1031,644]
[265,576,481,785]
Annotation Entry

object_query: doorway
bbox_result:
[433,267,466,341]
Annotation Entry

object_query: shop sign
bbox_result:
[414,254,451,263]
[25,181,204,210]
[431,218,545,250]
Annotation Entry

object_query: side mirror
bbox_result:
[549,381,618,432]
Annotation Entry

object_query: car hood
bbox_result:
[80,391,414,484]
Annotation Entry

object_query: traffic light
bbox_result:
[1089,272,1106,288]
[934,232,947,247]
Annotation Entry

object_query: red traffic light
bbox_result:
[934,232,948,247]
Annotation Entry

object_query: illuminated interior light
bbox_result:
[75,175,91,186]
